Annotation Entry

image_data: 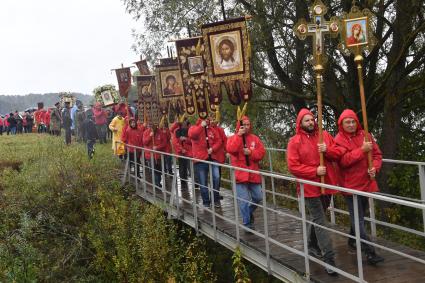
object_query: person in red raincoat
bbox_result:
[189,118,222,207]
[209,111,227,191]
[171,118,192,189]
[122,117,144,177]
[92,102,108,144]
[161,120,173,175]
[226,115,265,231]
[0,115,4,135]
[335,109,384,265]
[44,109,51,134]
[287,108,343,275]
[143,123,167,188]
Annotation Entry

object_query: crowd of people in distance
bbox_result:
[0,111,35,135]
[1,102,386,276]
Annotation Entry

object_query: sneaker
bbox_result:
[308,246,322,258]
[214,202,221,208]
[366,252,384,265]
[324,259,338,276]
[244,224,255,235]
[203,203,211,208]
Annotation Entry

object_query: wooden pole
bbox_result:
[314,54,325,194]
[354,52,374,176]
[220,0,226,20]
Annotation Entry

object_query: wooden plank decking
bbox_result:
[128,171,425,283]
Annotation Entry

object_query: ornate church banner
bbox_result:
[115,67,132,98]
[201,17,252,105]
[175,37,218,119]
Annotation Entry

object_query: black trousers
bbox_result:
[178,157,190,188]
[65,128,72,144]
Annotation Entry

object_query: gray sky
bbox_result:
[0,0,140,95]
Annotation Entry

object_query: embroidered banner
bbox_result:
[155,58,186,122]
[134,59,151,75]
[115,67,132,98]
[202,17,252,104]
[135,75,161,126]
[175,37,219,119]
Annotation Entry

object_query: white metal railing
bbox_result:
[118,141,425,283]
[264,147,425,236]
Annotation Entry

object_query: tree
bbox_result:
[122,0,425,194]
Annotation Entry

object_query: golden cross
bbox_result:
[294,0,340,65]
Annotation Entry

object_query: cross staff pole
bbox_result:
[354,48,374,175]
[294,0,340,194]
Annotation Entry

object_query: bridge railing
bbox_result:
[263,147,425,236]
[118,142,425,283]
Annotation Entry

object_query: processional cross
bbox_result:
[294,0,340,190]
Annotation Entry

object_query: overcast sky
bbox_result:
[0,0,140,96]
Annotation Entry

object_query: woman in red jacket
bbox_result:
[143,124,167,188]
[335,109,384,265]
[226,116,265,230]
[189,118,222,207]
[122,118,144,177]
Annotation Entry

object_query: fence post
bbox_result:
[353,195,364,282]
[299,184,310,281]
[151,153,156,201]
[268,150,277,207]
[141,149,147,195]
[161,154,167,202]
[134,147,139,193]
[209,163,217,241]
[369,198,377,237]
[329,195,336,225]
[262,177,271,273]
[190,160,199,232]
[419,165,425,233]
[231,168,240,243]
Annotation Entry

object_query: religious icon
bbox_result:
[330,21,339,32]
[345,17,368,47]
[160,70,184,97]
[188,56,204,74]
[101,90,114,106]
[209,30,244,75]
[298,24,307,34]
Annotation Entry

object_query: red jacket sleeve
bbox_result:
[155,132,167,151]
[250,136,265,162]
[226,134,243,154]
[143,129,152,146]
[339,147,365,168]
[324,132,344,161]
[121,128,129,143]
[210,128,222,153]
[188,124,203,140]
[287,138,318,179]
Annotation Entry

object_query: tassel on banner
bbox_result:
[196,38,202,56]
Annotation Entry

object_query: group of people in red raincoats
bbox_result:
[287,108,384,275]
[119,107,384,276]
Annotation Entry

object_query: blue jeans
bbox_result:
[194,161,220,206]
[10,126,17,135]
[236,183,263,226]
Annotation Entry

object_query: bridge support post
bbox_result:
[134,148,139,193]
[231,168,240,242]
[190,161,199,232]
[268,151,277,207]
[419,165,425,233]
[369,198,377,237]
[121,149,129,186]
[299,184,310,281]
[353,195,365,282]
[169,156,179,219]
[141,149,147,195]
[262,177,271,273]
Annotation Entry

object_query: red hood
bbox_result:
[236,115,251,134]
[296,108,317,134]
[338,109,362,134]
